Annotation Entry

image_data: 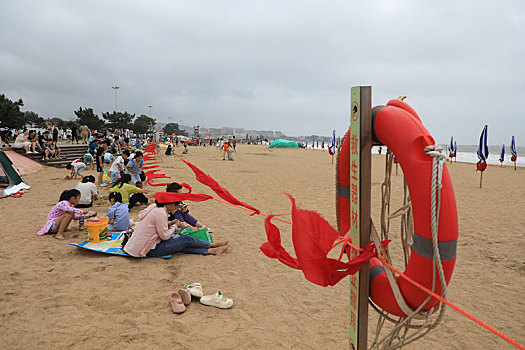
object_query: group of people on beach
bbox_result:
[38,137,229,258]
[13,128,62,160]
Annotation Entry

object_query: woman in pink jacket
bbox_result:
[123,193,229,258]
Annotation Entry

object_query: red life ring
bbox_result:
[336,99,458,317]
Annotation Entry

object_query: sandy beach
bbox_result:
[0,144,524,349]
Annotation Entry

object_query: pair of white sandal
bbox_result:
[187,283,233,309]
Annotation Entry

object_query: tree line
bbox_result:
[0,93,178,135]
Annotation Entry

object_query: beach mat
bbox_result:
[70,231,173,259]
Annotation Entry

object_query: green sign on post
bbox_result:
[348,86,372,350]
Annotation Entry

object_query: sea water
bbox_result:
[372,145,525,168]
[309,145,524,168]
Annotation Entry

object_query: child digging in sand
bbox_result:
[107,192,133,231]
[66,160,87,179]
[37,189,96,239]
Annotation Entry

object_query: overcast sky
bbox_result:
[1,0,523,145]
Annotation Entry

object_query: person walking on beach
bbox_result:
[222,140,232,160]
[96,139,110,186]
[71,125,79,144]
[80,124,90,144]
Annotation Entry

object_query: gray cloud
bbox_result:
[1,0,524,145]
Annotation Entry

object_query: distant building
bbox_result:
[233,128,245,135]
[222,127,233,135]
[208,128,222,135]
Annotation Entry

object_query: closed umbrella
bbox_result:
[328,130,336,164]
[328,130,335,154]
[510,136,518,171]
[448,137,456,162]
[454,141,457,162]
[476,125,489,188]
[499,144,505,167]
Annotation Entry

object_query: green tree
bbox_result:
[74,107,105,130]
[102,111,135,130]
[133,114,156,134]
[163,122,188,136]
[24,111,46,128]
[0,94,25,129]
[45,117,77,129]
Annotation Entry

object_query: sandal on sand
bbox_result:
[169,292,186,313]
[186,283,203,298]
[199,291,233,309]
[178,289,191,306]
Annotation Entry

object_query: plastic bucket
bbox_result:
[86,217,109,242]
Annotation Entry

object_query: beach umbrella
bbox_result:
[328,130,336,163]
[328,130,336,155]
[316,140,319,148]
[476,125,489,188]
[321,139,325,149]
[510,136,518,171]
[448,137,456,161]
[499,144,505,167]
[454,141,457,162]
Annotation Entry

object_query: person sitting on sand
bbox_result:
[107,192,133,231]
[74,175,98,208]
[104,151,115,166]
[110,174,146,209]
[37,189,96,239]
[122,193,229,258]
[66,159,87,179]
[128,181,149,209]
[165,144,173,156]
[166,182,210,231]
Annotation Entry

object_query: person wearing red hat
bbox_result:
[123,192,229,258]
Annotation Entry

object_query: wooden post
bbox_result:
[480,171,483,188]
[348,86,371,350]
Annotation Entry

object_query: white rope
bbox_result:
[424,144,449,328]
[371,145,451,349]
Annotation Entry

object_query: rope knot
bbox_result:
[425,145,449,162]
